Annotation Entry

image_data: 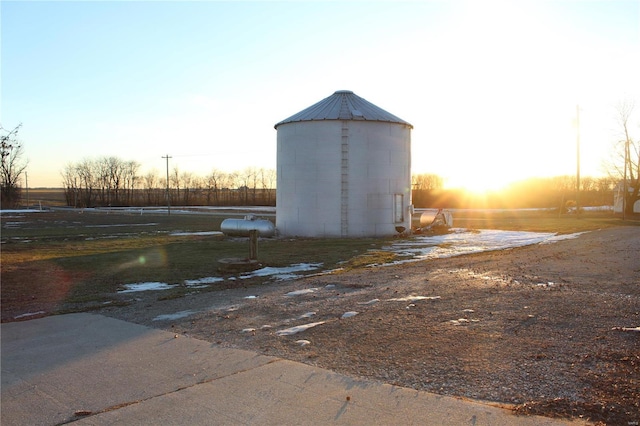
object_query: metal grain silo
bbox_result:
[274,90,413,238]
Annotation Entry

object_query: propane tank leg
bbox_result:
[249,230,258,260]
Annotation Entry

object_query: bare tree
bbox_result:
[80,159,96,207]
[170,166,181,204]
[95,157,110,205]
[180,171,194,205]
[580,176,596,192]
[596,176,616,193]
[411,173,444,208]
[62,156,139,207]
[191,176,204,205]
[412,173,443,191]
[143,170,159,205]
[205,169,223,204]
[237,167,256,204]
[221,171,238,205]
[61,163,78,207]
[259,168,276,205]
[106,156,123,205]
[550,175,575,192]
[608,101,639,214]
[1,124,28,208]
[123,160,140,205]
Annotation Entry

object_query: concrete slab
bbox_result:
[1,314,275,425]
[1,314,588,425]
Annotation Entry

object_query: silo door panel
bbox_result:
[394,194,404,223]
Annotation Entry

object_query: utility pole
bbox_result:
[25,171,29,209]
[162,154,172,216]
[622,139,628,221]
[575,105,580,218]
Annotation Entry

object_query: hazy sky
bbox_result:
[2,0,639,190]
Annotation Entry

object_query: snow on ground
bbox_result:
[383,229,586,265]
[285,288,318,297]
[117,228,591,327]
[184,276,225,287]
[0,209,46,215]
[358,299,380,305]
[152,310,197,321]
[13,311,46,319]
[118,264,325,295]
[87,223,159,228]
[540,232,589,244]
[5,209,592,325]
[239,263,323,280]
[169,231,224,236]
[387,295,441,302]
[55,206,276,216]
[275,321,326,336]
[118,282,176,293]
[117,230,587,297]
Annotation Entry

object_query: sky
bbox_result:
[2,0,639,190]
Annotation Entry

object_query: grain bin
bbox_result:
[274,90,413,238]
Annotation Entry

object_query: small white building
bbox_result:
[274,90,413,237]
[613,181,640,213]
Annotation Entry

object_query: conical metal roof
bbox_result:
[274,90,413,129]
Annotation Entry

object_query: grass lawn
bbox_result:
[1,208,637,319]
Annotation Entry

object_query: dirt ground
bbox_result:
[93,226,640,425]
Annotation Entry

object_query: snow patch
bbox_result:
[276,321,326,336]
[87,223,158,228]
[387,295,441,302]
[153,310,197,321]
[13,311,45,319]
[285,288,318,297]
[358,299,380,305]
[184,276,224,287]
[612,326,640,332]
[118,282,176,293]
[540,232,588,244]
[241,263,323,280]
[384,229,588,264]
[170,231,223,236]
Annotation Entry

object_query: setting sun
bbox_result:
[443,166,513,194]
[457,178,507,194]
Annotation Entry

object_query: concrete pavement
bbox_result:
[1,313,587,425]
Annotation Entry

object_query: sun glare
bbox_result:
[446,172,510,194]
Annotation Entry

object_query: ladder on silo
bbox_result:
[340,121,349,237]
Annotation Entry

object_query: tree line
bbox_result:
[2,99,639,212]
[61,157,276,208]
[412,174,617,209]
[58,156,617,210]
